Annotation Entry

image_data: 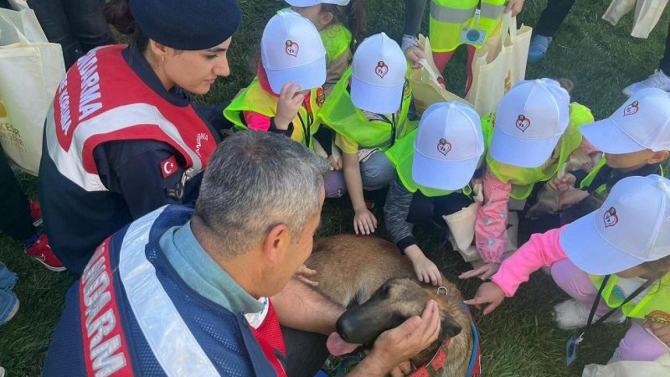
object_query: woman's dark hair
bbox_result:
[322,0,367,53]
[103,0,149,52]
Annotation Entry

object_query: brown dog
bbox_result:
[306,235,478,377]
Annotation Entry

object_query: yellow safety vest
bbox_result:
[486,103,594,200]
[589,273,670,321]
[223,77,325,148]
[321,23,352,66]
[318,68,417,151]
[580,158,666,198]
[429,0,507,53]
[386,121,493,197]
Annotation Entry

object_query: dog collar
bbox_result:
[408,337,452,377]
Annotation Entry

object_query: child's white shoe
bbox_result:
[623,69,670,96]
[553,299,626,330]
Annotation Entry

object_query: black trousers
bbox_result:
[0,148,36,241]
[535,0,577,37]
[660,23,670,74]
[282,326,330,377]
[28,0,114,69]
[407,191,473,227]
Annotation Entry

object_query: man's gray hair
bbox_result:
[194,131,330,258]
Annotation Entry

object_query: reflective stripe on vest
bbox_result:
[46,46,215,192]
[486,103,594,200]
[429,0,506,52]
[223,78,324,148]
[589,273,670,321]
[319,68,416,151]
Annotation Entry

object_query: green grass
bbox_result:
[1,0,668,375]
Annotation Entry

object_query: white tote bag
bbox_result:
[602,0,669,39]
[466,14,532,116]
[409,35,470,116]
[0,0,65,175]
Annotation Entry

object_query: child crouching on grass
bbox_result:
[384,101,487,286]
[466,175,670,364]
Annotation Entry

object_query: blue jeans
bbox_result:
[360,151,394,191]
[28,0,114,69]
[0,262,17,291]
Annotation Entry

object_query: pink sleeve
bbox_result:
[491,226,569,297]
[244,111,272,132]
[475,167,511,263]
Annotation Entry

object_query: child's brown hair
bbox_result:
[321,0,367,53]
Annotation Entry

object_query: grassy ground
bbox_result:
[1,0,668,376]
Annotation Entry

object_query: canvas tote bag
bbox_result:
[0,0,65,175]
[466,14,532,116]
[602,0,669,39]
[409,34,470,116]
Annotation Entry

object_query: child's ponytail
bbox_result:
[322,0,367,54]
[346,0,367,53]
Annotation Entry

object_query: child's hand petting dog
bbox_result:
[405,245,443,286]
[464,282,506,315]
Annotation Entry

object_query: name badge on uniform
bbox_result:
[460,27,487,47]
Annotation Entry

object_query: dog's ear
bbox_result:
[438,311,462,341]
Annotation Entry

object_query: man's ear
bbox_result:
[262,223,292,265]
[648,150,670,164]
[318,11,334,29]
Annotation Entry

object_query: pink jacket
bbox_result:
[491,227,569,296]
[475,139,598,263]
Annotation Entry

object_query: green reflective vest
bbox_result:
[318,68,416,151]
[429,0,507,52]
[589,273,670,321]
[486,103,594,200]
[580,158,666,198]
[223,77,324,148]
[321,23,352,65]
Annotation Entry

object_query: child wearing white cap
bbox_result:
[284,0,366,94]
[550,88,670,224]
[463,78,597,280]
[224,11,346,197]
[384,101,487,286]
[319,32,415,235]
[466,175,670,364]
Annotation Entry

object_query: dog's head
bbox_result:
[335,277,462,346]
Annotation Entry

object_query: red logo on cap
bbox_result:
[623,101,639,117]
[160,155,178,178]
[437,138,452,156]
[603,207,619,228]
[285,40,299,57]
[375,61,389,79]
[515,114,531,132]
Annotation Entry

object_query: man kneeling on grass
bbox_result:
[42,131,441,377]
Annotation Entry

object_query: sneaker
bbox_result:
[0,290,19,326]
[622,69,670,96]
[24,233,66,272]
[29,200,43,227]
[554,299,626,330]
[0,366,5,377]
[528,35,553,63]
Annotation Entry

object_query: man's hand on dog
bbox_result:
[405,245,443,286]
[351,300,441,376]
[464,282,505,315]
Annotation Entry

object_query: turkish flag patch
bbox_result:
[160,155,178,178]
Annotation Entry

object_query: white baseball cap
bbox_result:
[285,0,350,6]
[488,78,570,168]
[560,175,670,275]
[261,10,326,94]
[580,88,670,154]
[351,33,407,114]
[412,102,485,191]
